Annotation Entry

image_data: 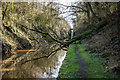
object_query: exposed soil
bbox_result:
[75,45,87,78]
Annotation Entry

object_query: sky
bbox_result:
[57,0,76,5]
[57,0,77,28]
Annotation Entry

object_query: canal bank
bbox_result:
[58,44,118,78]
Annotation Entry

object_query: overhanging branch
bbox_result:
[21,19,111,64]
[20,24,62,44]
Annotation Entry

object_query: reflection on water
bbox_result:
[33,50,66,78]
[3,50,67,78]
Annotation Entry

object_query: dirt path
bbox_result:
[75,45,87,78]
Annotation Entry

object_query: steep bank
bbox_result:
[73,2,120,76]
[81,20,119,75]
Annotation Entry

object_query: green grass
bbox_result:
[77,44,117,78]
[58,44,80,78]
[58,44,118,78]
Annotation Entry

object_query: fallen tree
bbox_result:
[20,18,111,64]
[62,19,110,46]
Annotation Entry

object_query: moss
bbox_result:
[58,44,80,78]
[63,19,110,46]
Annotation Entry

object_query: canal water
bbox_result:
[3,49,67,78]
[32,50,67,78]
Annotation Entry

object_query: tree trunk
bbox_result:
[117,2,120,59]
[85,3,91,25]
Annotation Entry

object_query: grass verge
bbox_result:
[58,44,118,78]
[77,44,118,78]
[58,44,80,78]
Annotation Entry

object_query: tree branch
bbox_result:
[55,2,87,12]
[87,3,97,18]
[21,19,111,64]
[2,3,8,20]
[62,19,110,46]
[20,24,62,44]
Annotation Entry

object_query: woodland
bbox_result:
[0,1,120,79]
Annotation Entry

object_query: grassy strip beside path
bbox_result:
[77,44,117,78]
[58,44,80,78]
[58,44,118,78]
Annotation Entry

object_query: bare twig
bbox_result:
[55,2,87,12]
